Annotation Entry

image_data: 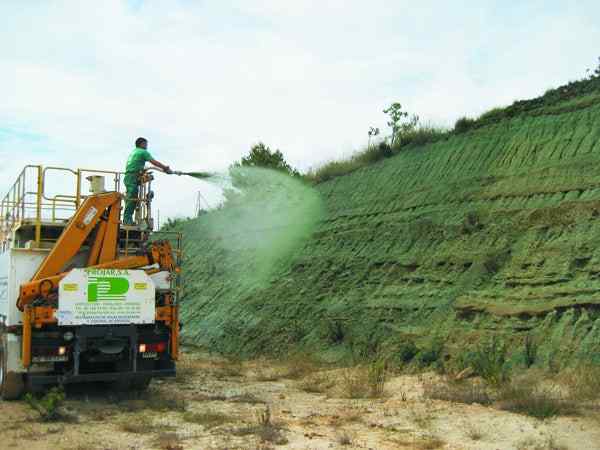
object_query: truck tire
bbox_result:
[0,335,24,400]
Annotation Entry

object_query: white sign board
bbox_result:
[58,268,155,325]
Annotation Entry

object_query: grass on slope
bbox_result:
[307,75,600,184]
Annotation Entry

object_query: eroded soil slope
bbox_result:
[177,80,600,366]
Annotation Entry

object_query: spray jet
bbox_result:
[172,171,215,179]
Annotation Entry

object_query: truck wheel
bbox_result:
[1,336,24,400]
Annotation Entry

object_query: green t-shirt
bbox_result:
[125,147,154,174]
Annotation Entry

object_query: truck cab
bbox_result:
[0,166,181,399]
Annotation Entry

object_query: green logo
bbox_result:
[88,275,129,302]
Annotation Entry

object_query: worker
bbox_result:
[123,137,172,225]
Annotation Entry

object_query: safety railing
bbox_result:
[0,165,127,250]
[152,230,184,303]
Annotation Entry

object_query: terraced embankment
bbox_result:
[176,80,600,367]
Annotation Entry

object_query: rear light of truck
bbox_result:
[138,342,167,356]
[32,346,69,362]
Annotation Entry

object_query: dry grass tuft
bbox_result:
[213,358,245,378]
[497,378,579,420]
[465,423,485,441]
[423,378,492,405]
[338,360,387,399]
[558,364,600,402]
[154,432,184,450]
[298,371,335,394]
[120,413,154,434]
[183,410,235,428]
[391,435,447,450]
[233,406,288,445]
[337,431,353,446]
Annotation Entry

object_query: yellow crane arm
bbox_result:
[32,192,123,280]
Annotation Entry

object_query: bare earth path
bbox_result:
[1,350,599,450]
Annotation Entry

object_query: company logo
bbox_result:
[88,275,129,302]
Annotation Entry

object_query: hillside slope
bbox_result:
[176,80,600,368]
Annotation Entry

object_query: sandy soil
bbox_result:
[1,351,599,450]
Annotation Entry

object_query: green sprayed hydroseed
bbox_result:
[171,84,600,368]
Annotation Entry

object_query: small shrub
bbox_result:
[367,359,387,397]
[478,106,507,123]
[423,379,492,405]
[397,124,447,148]
[498,380,578,419]
[461,337,510,386]
[183,410,234,428]
[397,341,418,363]
[338,361,387,399]
[25,387,71,422]
[416,338,444,368]
[278,352,319,379]
[454,116,476,133]
[559,364,600,402]
[339,367,369,399]
[465,423,485,441]
[233,406,288,445]
[120,413,154,433]
[337,431,353,446]
[298,371,335,394]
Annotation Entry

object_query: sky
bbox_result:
[1,0,600,220]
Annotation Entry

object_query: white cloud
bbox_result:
[1,0,599,218]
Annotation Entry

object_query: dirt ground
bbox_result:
[1,350,599,450]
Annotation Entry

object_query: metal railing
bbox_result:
[0,165,125,249]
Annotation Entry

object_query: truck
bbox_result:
[0,165,182,399]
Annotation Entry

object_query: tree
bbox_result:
[233,142,300,177]
[383,103,406,146]
[383,103,419,146]
[595,56,600,78]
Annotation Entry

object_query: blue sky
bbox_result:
[1,1,599,218]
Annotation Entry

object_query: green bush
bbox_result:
[25,387,67,422]
[461,338,510,386]
[416,338,444,367]
[396,125,448,147]
[454,116,476,134]
[397,341,419,363]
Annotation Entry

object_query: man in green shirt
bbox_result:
[123,137,172,225]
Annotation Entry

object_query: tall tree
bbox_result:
[234,142,300,177]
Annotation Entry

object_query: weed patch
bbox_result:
[120,413,155,433]
[459,338,510,386]
[233,406,288,445]
[423,379,492,405]
[298,371,335,394]
[497,380,578,419]
[183,410,235,428]
[25,388,77,423]
[338,360,387,399]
